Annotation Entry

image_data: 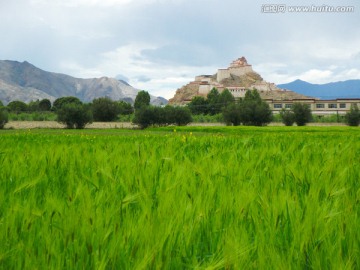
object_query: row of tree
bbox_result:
[1,89,360,129]
[3,97,134,117]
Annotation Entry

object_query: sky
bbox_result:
[0,0,359,99]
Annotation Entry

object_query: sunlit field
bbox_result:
[0,127,359,269]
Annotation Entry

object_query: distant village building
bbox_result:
[266,98,360,115]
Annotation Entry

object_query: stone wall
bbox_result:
[216,69,231,82]
[228,66,254,78]
[199,84,212,95]
[216,66,254,82]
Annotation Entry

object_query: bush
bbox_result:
[28,100,40,112]
[133,106,192,129]
[170,106,192,126]
[7,101,28,113]
[133,106,155,129]
[292,103,312,126]
[39,99,52,111]
[134,91,150,110]
[221,90,272,126]
[239,90,272,126]
[53,96,82,111]
[187,96,208,115]
[345,104,360,126]
[279,109,295,126]
[0,107,8,129]
[91,97,120,122]
[117,101,134,115]
[223,104,241,126]
[57,103,93,129]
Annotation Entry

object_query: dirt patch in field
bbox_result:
[4,121,136,129]
[3,121,346,130]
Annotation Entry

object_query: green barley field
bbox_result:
[0,127,359,269]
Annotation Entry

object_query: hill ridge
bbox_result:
[0,60,167,105]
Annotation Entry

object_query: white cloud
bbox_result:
[57,44,217,98]
[2,0,360,100]
[336,69,360,81]
[298,69,333,83]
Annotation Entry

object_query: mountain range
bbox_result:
[278,79,360,99]
[0,60,167,105]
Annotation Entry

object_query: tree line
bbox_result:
[1,88,360,129]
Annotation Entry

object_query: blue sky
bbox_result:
[1,0,359,98]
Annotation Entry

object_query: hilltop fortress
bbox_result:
[169,57,284,104]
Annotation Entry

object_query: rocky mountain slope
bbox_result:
[0,60,167,105]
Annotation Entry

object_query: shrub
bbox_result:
[133,106,192,129]
[134,91,150,110]
[7,101,28,113]
[53,96,82,111]
[239,90,272,126]
[187,96,208,115]
[207,88,221,115]
[279,109,295,126]
[39,99,52,111]
[223,103,241,126]
[28,100,40,112]
[0,107,8,129]
[91,97,120,122]
[292,103,312,126]
[171,106,192,126]
[133,106,154,129]
[57,103,93,129]
[117,101,134,115]
[345,104,360,126]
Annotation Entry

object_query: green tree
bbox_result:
[219,89,235,108]
[279,109,295,126]
[133,105,192,129]
[187,96,208,115]
[207,88,221,115]
[7,100,28,113]
[117,101,134,115]
[222,103,241,126]
[170,106,192,126]
[0,100,3,107]
[133,106,155,129]
[53,96,82,111]
[91,97,120,122]
[57,103,93,129]
[28,100,40,112]
[39,99,52,111]
[292,103,312,126]
[134,90,150,110]
[345,104,360,126]
[239,89,272,126]
[0,107,8,129]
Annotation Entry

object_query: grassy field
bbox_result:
[0,127,359,269]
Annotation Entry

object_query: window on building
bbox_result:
[328,104,337,109]
[274,104,283,109]
[316,104,325,109]
[285,104,293,109]
[339,103,346,109]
